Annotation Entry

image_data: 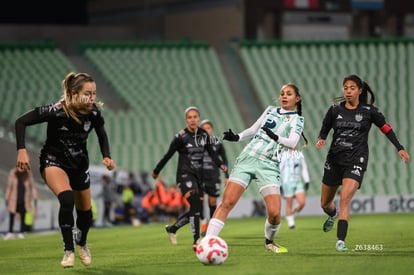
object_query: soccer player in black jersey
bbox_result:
[316,74,410,252]
[152,107,227,251]
[199,119,229,235]
[15,72,116,267]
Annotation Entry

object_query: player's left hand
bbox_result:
[398,150,410,163]
[304,182,309,192]
[103,157,116,170]
[220,164,228,173]
[261,127,279,142]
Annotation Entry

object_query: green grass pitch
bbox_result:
[0,213,412,275]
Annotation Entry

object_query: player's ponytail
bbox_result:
[360,81,375,105]
[285,83,308,147]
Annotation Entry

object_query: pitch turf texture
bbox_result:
[1,213,412,275]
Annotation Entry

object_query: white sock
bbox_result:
[286,215,295,227]
[205,218,224,236]
[264,219,280,241]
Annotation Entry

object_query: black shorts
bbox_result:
[40,153,90,191]
[177,173,203,197]
[322,161,365,188]
[203,179,221,198]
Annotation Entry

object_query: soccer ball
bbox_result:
[195,235,228,265]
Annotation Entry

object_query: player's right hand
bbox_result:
[316,139,326,149]
[152,172,158,179]
[223,129,239,142]
[17,148,31,171]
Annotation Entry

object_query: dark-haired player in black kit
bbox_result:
[15,72,116,267]
[316,74,410,252]
[199,119,229,236]
[152,107,227,251]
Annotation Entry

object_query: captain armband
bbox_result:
[380,123,392,134]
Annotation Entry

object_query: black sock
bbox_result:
[265,238,273,245]
[324,208,337,217]
[172,212,189,232]
[58,191,75,251]
[209,205,217,218]
[337,219,348,241]
[76,209,92,246]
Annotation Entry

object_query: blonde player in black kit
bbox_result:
[15,72,116,267]
[152,107,227,251]
[316,74,410,252]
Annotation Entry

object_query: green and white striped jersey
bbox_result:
[238,106,304,162]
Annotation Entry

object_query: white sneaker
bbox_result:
[61,250,75,268]
[17,233,25,239]
[3,233,15,240]
[77,245,92,266]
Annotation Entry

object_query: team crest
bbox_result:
[355,113,363,122]
[283,115,290,122]
[84,120,91,131]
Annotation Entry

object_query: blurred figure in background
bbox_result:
[279,148,310,229]
[152,106,227,251]
[141,179,168,223]
[100,174,116,226]
[4,167,38,240]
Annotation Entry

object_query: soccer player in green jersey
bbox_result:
[206,83,307,253]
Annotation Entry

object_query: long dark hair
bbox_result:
[282,83,308,146]
[334,74,375,104]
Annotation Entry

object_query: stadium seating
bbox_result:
[0,43,75,145]
[239,38,414,195]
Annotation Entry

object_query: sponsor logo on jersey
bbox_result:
[263,119,276,129]
[355,113,363,122]
[336,114,343,119]
[59,125,69,131]
[186,143,193,148]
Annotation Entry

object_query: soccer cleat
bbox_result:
[61,250,75,268]
[265,242,288,253]
[336,240,349,252]
[17,233,25,239]
[3,233,15,240]
[192,238,201,252]
[165,225,177,245]
[77,245,92,266]
[323,215,337,232]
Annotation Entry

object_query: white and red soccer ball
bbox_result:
[195,235,229,265]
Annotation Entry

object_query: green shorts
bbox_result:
[281,180,305,197]
[229,152,281,192]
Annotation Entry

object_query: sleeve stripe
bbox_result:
[380,123,392,134]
